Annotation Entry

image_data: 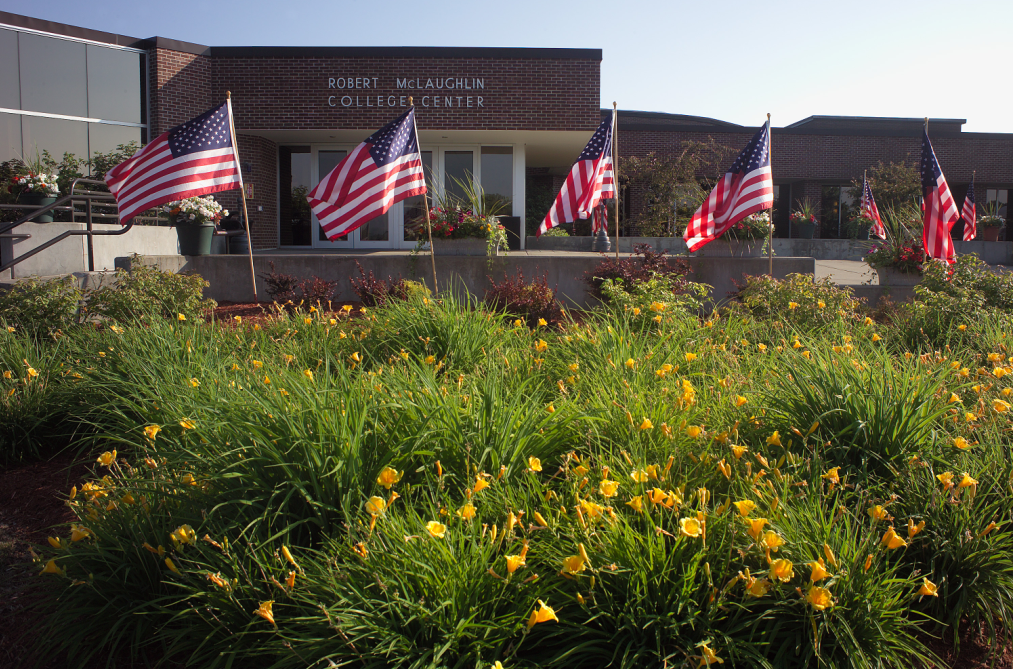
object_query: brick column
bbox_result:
[236,135,278,250]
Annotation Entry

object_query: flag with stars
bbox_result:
[921,128,959,264]
[860,176,886,240]
[537,110,615,236]
[684,120,774,252]
[962,176,976,241]
[308,108,426,240]
[106,101,241,223]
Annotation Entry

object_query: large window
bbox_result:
[820,185,857,239]
[0,25,147,168]
[481,146,513,215]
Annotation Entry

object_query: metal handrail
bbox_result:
[0,178,134,274]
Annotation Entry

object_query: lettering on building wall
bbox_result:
[326,76,488,109]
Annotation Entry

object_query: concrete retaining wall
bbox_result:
[130,253,816,308]
[2,223,179,279]
[526,236,1013,264]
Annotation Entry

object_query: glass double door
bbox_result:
[310,146,479,249]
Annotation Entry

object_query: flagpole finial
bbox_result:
[227,91,231,100]
[767,113,771,121]
[409,96,413,106]
[612,101,617,109]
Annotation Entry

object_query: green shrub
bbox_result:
[737,273,862,328]
[894,254,1013,350]
[0,276,83,335]
[86,258,215,322]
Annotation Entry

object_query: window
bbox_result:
[481,146,513,215]
[279,146,311,246]
[985,189,1008,218]
[0,112,21,162]
[21,115,88,163]
[87,45,143,124]
[18,33,88,117]
[820,185,857,238]
[772,184,790,238]
[0,29,19,110]
[88,123,141,159]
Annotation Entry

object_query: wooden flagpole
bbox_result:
[613,101,619,259]
[767,113,773,277]
[409,96,439,293]
[225,91,258,303]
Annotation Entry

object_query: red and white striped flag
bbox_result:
[538,111,614,236]
[920,129,959,264]
[860,176,886,240]
[961,177,976,241]
[308,108,426,240]
[105,101,241,223]
[684,120,773,252]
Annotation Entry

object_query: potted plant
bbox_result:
[864,239,925,285]
[790,198,818,239]
[163,195,228,256]
[843,214,875,240]
[11,151,60,223]
[978,203,1006,242]
[409,173,508,262]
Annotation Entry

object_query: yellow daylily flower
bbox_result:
[881,527,908,549]
[599,479,620,497]
[505,554,526,574]
[366,496,386,516]
[144,425,161,441]
[734,395,748,407]
[808,558,831,582]
[769,558,793,582]
[253,600,276,627]
[526,600,558,629]
[679,517,703,538]
[626,496,644,513]
[426,521,447,538]
[96,450,117,466]
[696,641,724,667]
[746,517,768,541]
[766,431,781,447]
[377,466,403,489]
[918,578,939,597]
[40,560,63,575]
[907,519,926,538]
[807,586,833,611]
[528,456,542,472]
[733,500,756,517]
[638,417,653,430]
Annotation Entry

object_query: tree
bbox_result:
[620,138,734,237]
[851,161,921,211]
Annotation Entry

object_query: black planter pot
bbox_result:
[795,222,816,239]
[176,223,215,256]
[18,193,57,223]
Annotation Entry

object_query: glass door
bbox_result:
[310,147,393,249]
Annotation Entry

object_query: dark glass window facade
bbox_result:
[0,25,146,168]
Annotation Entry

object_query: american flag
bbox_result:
[537,111,615,236]
[962,176,976,241]
[592,200,609,234]
[684,121,773,252]
[920,129,959,264]
[860,176,886,240]
[106,101,241,223]
[308,108,426,240]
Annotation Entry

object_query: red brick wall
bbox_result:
[211,56,600,132]
[235,134,278,250]
[150,48,212,136]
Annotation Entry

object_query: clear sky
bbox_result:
[7,0,1012,133]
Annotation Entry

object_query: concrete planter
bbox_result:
[694,239,766,257]
[432,238,497,256]
[876,267,921,286]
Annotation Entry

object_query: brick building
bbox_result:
[2,10,1010,249]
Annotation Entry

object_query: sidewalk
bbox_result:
[815,259,876,285]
